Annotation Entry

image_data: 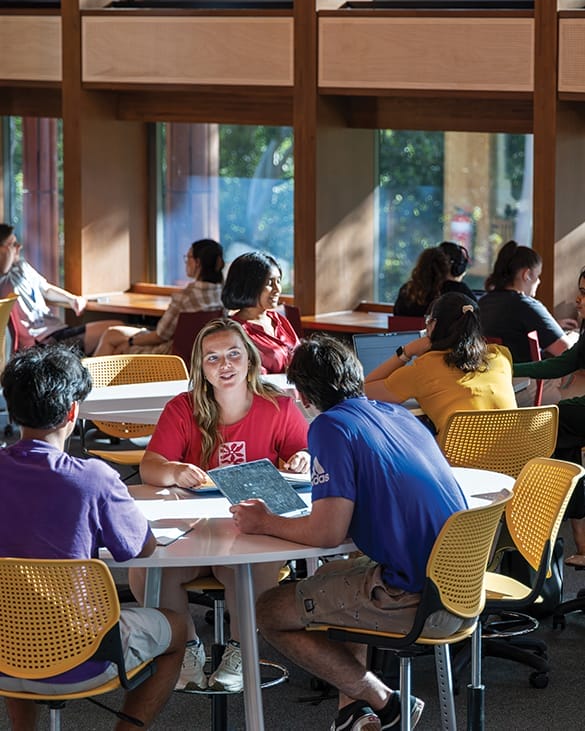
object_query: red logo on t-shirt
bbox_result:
[218,442,246,465]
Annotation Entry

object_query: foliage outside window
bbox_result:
[157,123,294,291]
[376,130,533,302]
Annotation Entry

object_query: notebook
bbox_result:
[207,459,310,517]
[353,331,424,376]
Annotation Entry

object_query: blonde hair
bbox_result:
[190,318,282,467]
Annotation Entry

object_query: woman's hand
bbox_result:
[172,462,212,489]
[282,450,310,474]
[405,334,431,358]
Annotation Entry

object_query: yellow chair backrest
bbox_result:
[427,492,512,619]
[505,457,585,573]
[82,353,188,388]
[81,354,188,438]
[0,558,120,679]
[0,293,18,374]
[438,406,559,479]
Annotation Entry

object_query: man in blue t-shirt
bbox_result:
[231,335,468,731]
[0,344,187,729]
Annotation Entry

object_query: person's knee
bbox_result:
[158,608,188,652]
[256,585,281,629]
[256,584,297,633]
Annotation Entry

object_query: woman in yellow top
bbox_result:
[365,292,517,437]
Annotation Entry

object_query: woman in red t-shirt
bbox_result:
[131,318,309,694]
[221,251,298,373]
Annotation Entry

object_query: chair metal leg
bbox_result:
[211,596,227,731]
[467,624,484,731]
[435,644,457,731]
[49,707,61,731]
[400,656,412,731]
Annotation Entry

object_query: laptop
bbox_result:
[208,459,310,517]
[353,331,424,377]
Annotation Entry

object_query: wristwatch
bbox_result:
[396,345,411,363]
[128,335,136,347]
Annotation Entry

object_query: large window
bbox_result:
[155,124,533,303]
[156,123,294,290]
[2,116,63,284]
[376,130,533,301]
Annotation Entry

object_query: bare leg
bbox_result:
[91,325,143,357]
[256,583,392,713]
[83,320,125,355]
[213,561,282,642]
[116,609,187,731]
[129,565,211,642]
[4,698,39,730]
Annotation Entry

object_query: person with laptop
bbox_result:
[132,318,309,693]
[364,292,517,437]
[230,334,469,731]
[479,240,576,362]
[0,344,187,730]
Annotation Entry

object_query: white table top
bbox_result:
[452,466,514,508]
[103,466,514,568]
[79,373,296,424]
[102,465,514,731]
[103,483,353,567]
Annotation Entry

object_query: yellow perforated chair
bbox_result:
[438,406,559,479]
[0,293,18,374]
[0,293,18,440]
[80,354,188,474]
[470,458,585,690]
[0,558,156,730]
[306,494,511,731]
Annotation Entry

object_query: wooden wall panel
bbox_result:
[559,19,585,93]
[0,15,61,83]
[82,16,293,87]
[319,17,534,93]
[532,0,558,311]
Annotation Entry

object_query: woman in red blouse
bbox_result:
[221,251,298,373]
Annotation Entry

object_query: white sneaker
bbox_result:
[175,640,207,691]
[208,641,243,692]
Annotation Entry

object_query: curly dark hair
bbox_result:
[1,344,92,429]
[401,248,450,308]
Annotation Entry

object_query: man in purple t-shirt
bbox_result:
[0,344,187,729]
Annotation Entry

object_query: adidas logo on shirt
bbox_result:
[311,456,330,485]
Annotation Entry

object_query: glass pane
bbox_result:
[376,130,533,302]
[2,116,63,285]
[156,123,294,292]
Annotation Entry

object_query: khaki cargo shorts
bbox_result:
[296,555,473,638]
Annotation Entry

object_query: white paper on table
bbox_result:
[149,519,198,546]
